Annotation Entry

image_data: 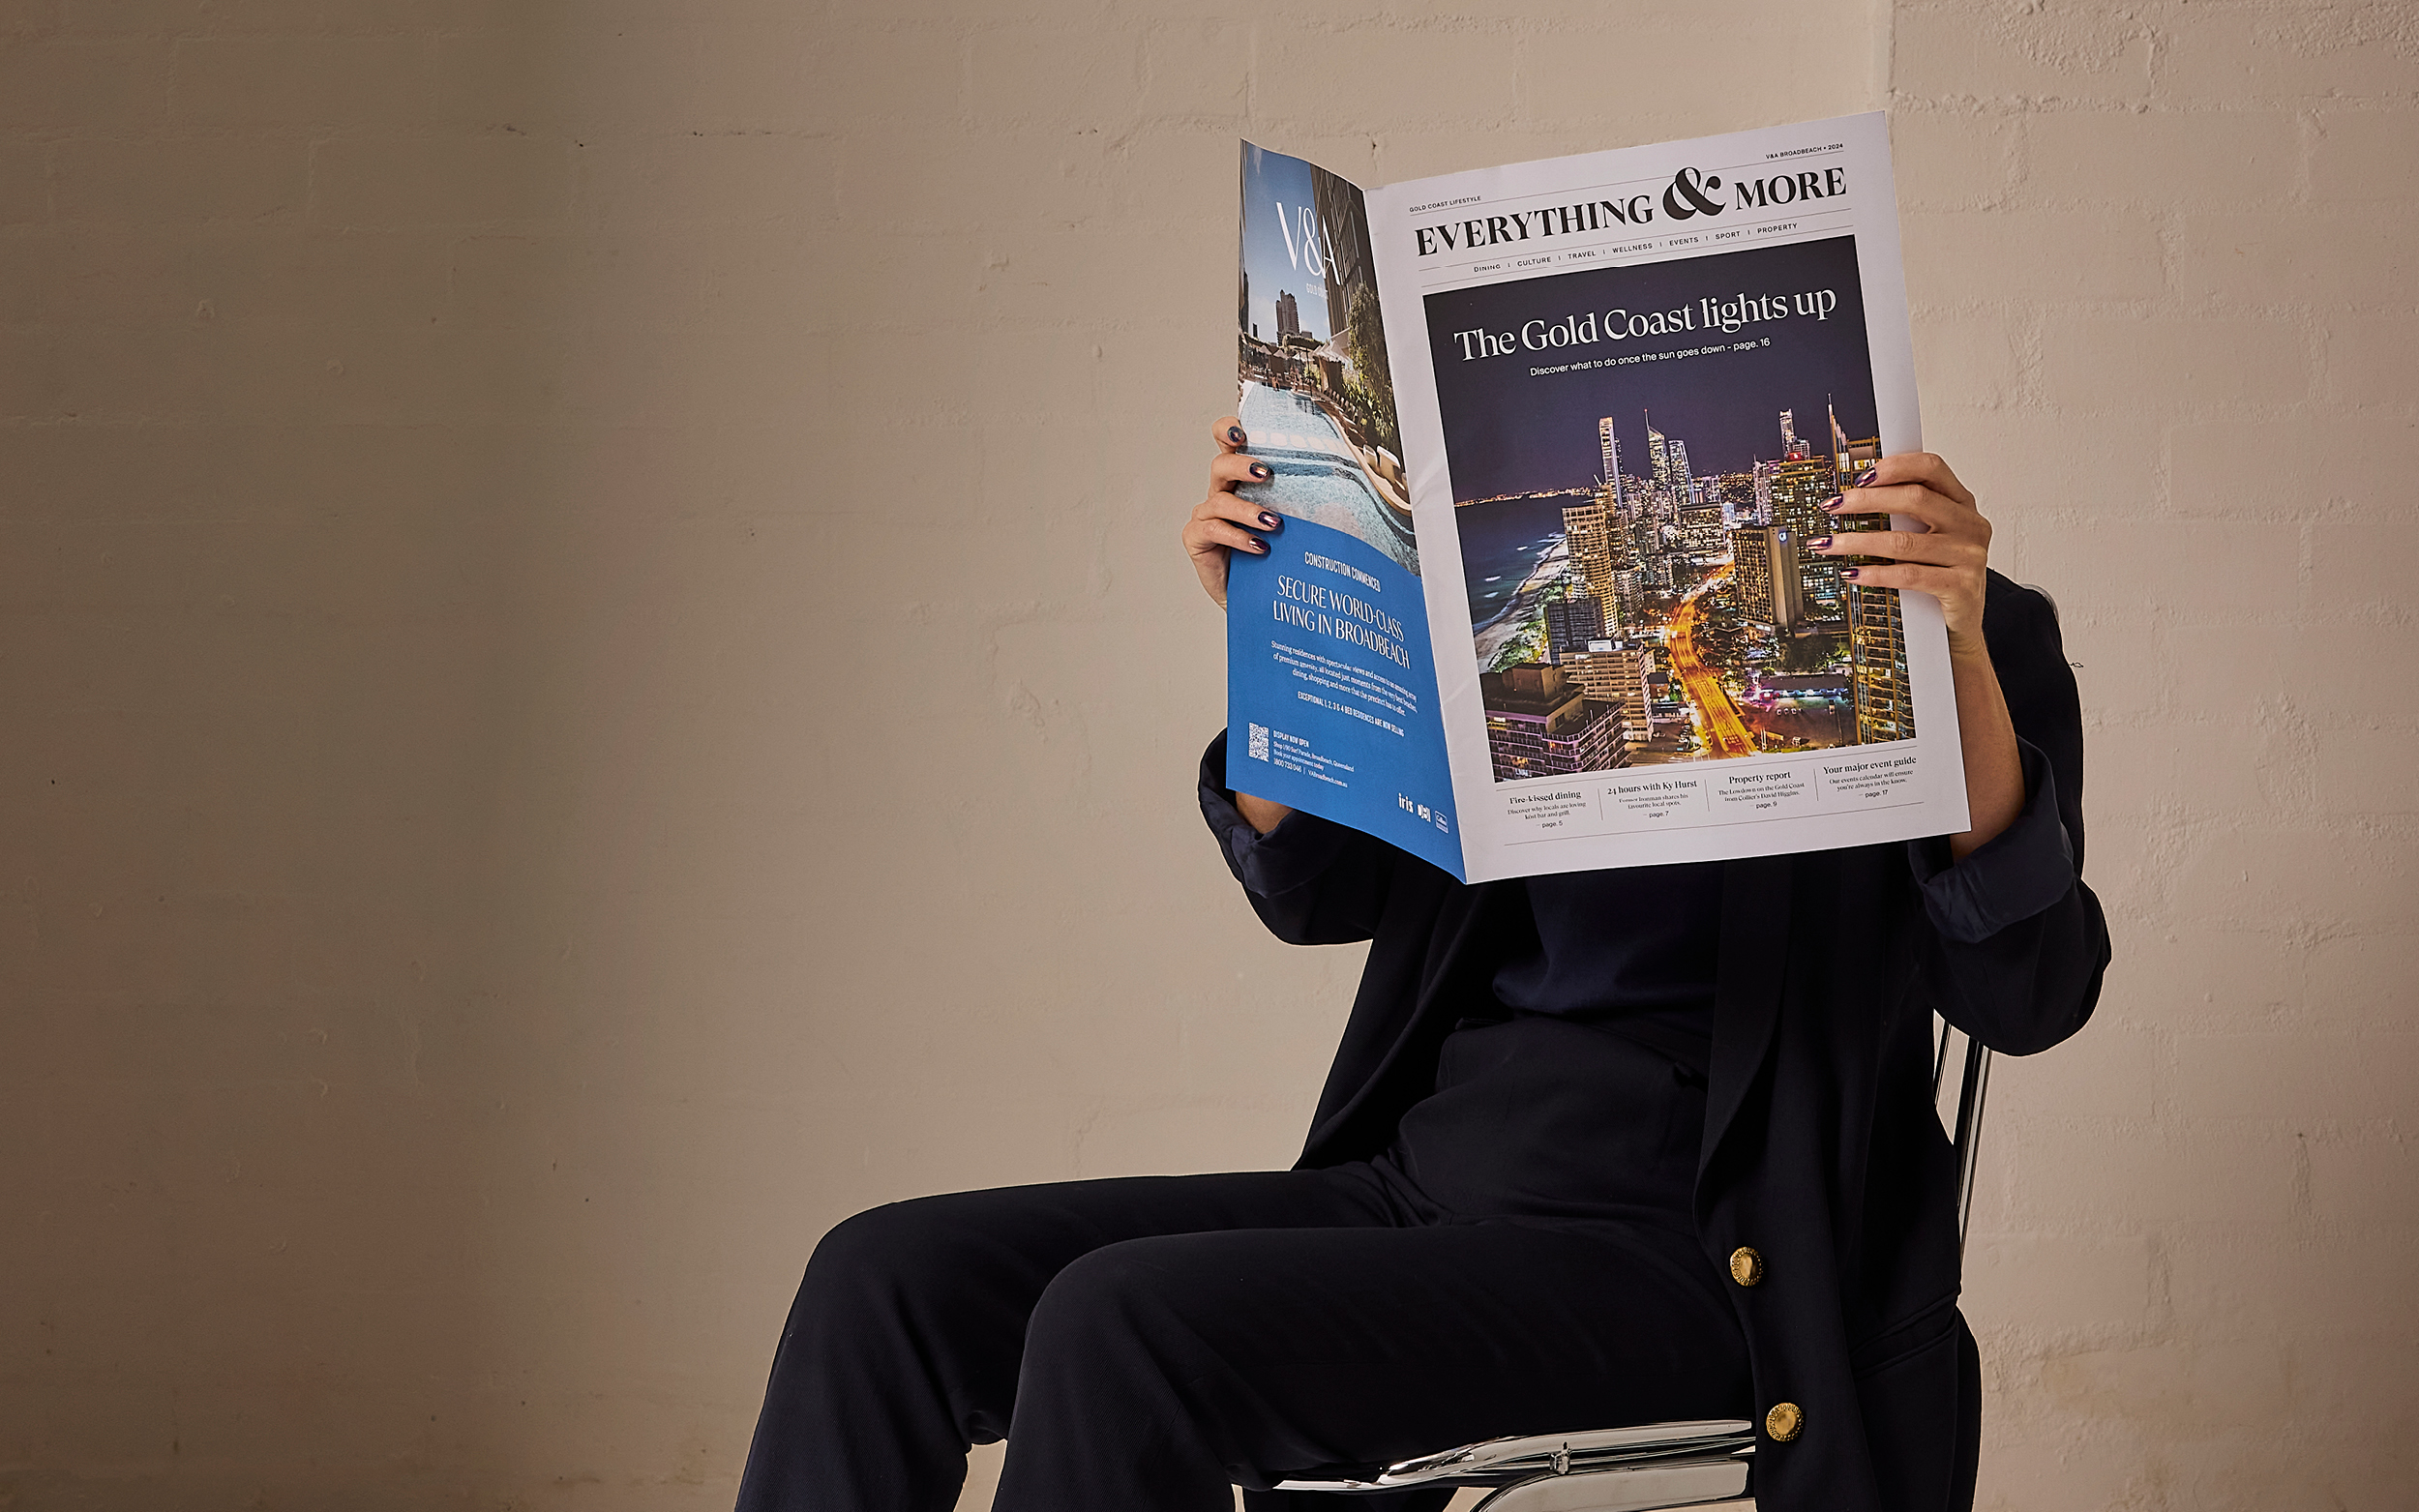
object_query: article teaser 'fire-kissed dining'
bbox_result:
[1423,236,1917,784]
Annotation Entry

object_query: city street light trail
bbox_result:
[1666,566,1756,759]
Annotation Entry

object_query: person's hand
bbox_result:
[1182,416,1284,608]
[1813,451,2022,856]
[1808,452,1990,658]
[1187,416,1296,834]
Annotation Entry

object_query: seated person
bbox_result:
[732,421,2110,1512]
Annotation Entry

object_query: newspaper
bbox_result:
[1227,113,1965,882]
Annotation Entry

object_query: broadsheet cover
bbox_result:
[1227,114,1966,883]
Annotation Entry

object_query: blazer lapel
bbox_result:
[1700,853,1793,1183]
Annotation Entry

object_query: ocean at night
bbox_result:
[1455,496,1577,629]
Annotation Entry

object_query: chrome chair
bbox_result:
[1267,1020,1994,1512]
[1276,580,2056,1511]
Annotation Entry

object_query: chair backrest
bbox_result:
[1930,580,2061,1256]
[1932,1018,1992,1255]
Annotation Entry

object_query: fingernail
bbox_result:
[1250,537,1269,552]
[1852,467,1877,487]
[1228,427,1246,444]
[1822,495,1844,512]
[1259,512,1281,529]
[1839,566,1861,579]
[1249,462,1272,480]
[1807,535,1833,548]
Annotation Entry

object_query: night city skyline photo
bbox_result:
[1422,233,1911,782]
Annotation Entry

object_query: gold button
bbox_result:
[1765,1402,1803,1442]
[1728,1246,1764,1287]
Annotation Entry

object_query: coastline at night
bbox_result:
[1420,238,1915,783]
[1450,400,1911,782]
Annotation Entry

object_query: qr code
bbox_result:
[1246,723,1270,760]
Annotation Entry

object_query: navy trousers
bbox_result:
[732,1164,1752,1512]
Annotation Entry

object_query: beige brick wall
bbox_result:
[0,2,2407,1510]
[1894,3,2419,1507]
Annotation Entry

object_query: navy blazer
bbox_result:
[1202,573,2111,1512]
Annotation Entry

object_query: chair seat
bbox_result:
[1273,1419,1753,1492]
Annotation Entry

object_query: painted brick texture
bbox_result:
[0,5,1873,1509]
[1895,3,2419,1508]
[1,3,2407,1512]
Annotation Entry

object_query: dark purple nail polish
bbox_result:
[1248,537,1269,552]
[1249,462,1272,480]
[1852,466,1878,487]
[1839,566,1861,579]
[1259,512,1281,529]
[1807,535,1833,548]
[1822,495,1844,512]
[1228,427,1246,444]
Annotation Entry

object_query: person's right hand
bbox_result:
[1183,415,1284,608]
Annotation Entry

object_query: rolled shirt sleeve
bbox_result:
[1906,737,2077,945]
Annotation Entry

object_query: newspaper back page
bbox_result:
[1225,143,1463,876]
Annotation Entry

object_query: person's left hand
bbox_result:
[1807,452,1990,656]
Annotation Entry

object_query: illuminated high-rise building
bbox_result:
[1570,637,1656,747]
[1728,529,1766,615]
[1729,525,1806,632]
[1850,585,1915,743]
[1611,566,1644,624]
[1598,419,1624,506]
[1835,430,1882,490]
[1569,641,1623,702]
[1563,499,1612,608]
[1769,455,1833,534]
[1563,491,1634,627]
[1828,400,1850,461]
[1770,454,1843,613]
[1480,663,1628,780]
[1645,416,1673,496]
[1679,498,1725,553]
[1778,406,1812,462]
[1543,592,1604,662]
[1822,430,1891,559]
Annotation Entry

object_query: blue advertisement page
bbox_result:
[1224,515,1462,879]
[1231,139,1460,875]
